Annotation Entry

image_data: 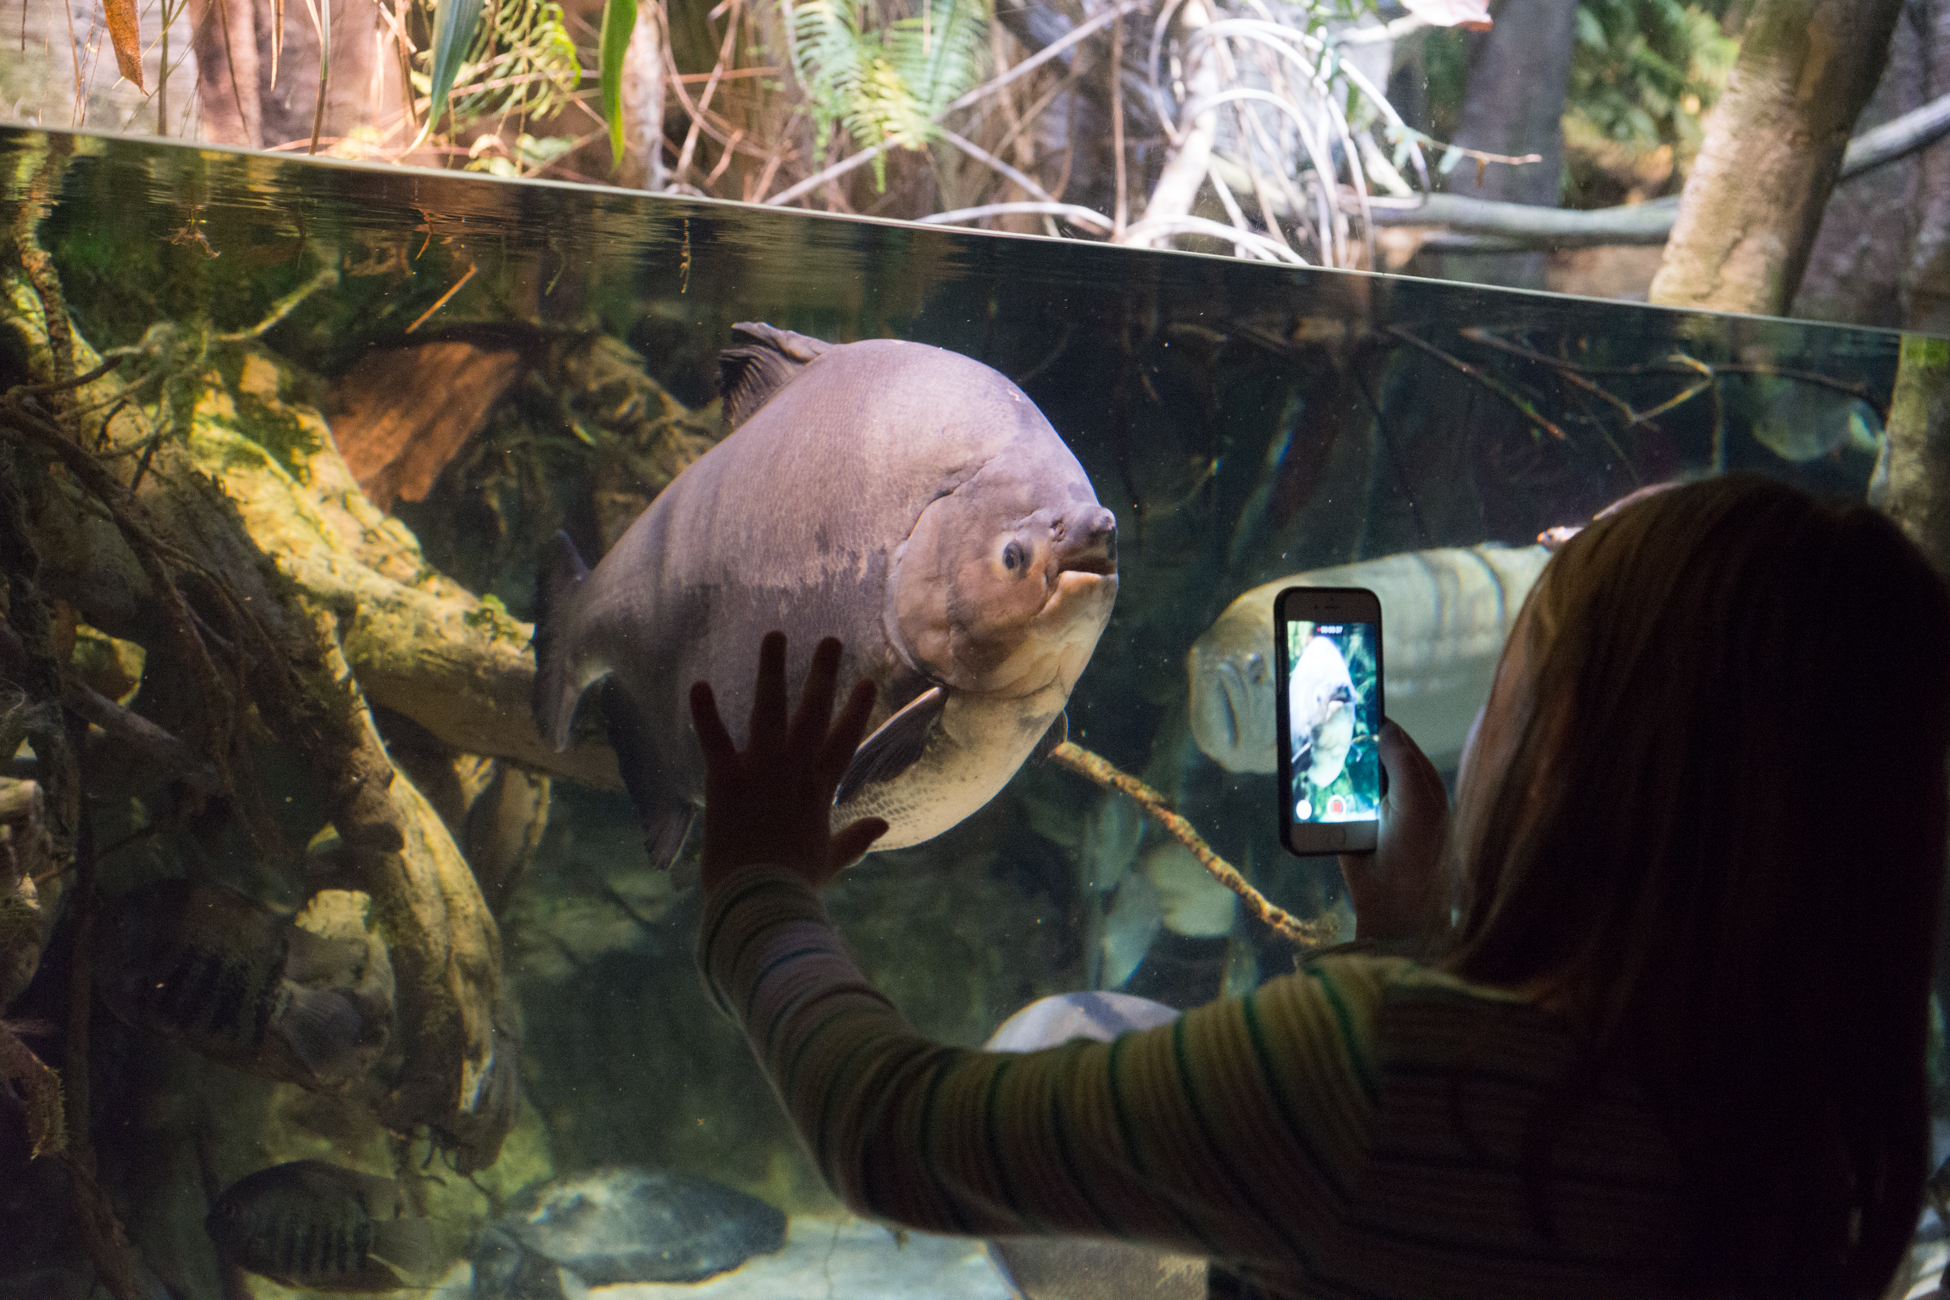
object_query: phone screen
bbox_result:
[1283,618,1383,830]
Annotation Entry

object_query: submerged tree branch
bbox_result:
[1048,742,1337,949]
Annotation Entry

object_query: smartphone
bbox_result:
[1274,587,1384,856]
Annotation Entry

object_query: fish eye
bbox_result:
[1002,542,1025,572]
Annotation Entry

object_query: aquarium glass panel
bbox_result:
[0,125,1928,1299]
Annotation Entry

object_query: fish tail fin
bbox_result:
[532,531,592,752]
[367,1217,443,1282]
[276,985,363,1080]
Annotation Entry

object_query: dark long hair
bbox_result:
[1445,475,1950,1298]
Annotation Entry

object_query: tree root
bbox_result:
[0,242,521,1181]
[294,616,515,1171]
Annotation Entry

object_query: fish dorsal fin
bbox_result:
[718,323,832,432]
[835,687,946,808]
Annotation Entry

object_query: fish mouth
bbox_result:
[1217,661,1248,753]
[1054,506,1118,577]
[1188,652,1275,774]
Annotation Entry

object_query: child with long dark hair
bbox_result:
[690,474,1950,1299]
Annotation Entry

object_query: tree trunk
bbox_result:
[1649,0,1905,315]
[1871,334,1950,571]
[189,0,412,152]
[992,0,1158,226]
[1790,0,1944,329]
[619,0,669,189]
[1422,0,1581,289]
[1904,0,1950,330]
[189,0,263,146]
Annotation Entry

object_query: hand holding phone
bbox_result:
[1337,721,1450,940]
[1275,587,1383,855]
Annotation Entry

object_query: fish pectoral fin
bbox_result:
[275,985,363,1078]
[836,687,947,807]
[643,805,696,872]
[1030,711,1068,764]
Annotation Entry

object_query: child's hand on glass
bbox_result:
[689,632,889,895]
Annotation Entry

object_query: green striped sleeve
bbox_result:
[696,867,1387,1271]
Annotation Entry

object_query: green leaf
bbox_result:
[1575,7,1606,49]
[600,0,639,170]
[429,0,486,129]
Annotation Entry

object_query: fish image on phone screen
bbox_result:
[1282,615,1382,848]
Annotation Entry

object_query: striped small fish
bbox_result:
[204,1160,435,1292]
[98,878,369,1088]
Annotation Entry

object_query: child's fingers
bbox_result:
[690,681,738,770]
[748,630,791,750]
[790,637,845,753]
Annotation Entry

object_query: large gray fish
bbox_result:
[533,324,1119,865]
[1189,544,1551,773]
[1287,631,1356,788]
[205,1160,436,1292]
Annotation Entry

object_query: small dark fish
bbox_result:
[486,1167,785,1288]
[98,878,373,1088]
[205,1160,435,1292]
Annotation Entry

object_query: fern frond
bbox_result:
[893,0,986,119]
[792,0,874,141]
[789,0,990,182]
[419,0,583,132]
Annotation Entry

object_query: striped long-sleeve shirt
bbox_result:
[698,867,1688,1300]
